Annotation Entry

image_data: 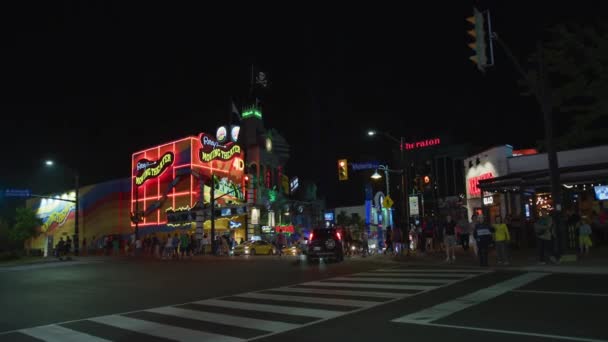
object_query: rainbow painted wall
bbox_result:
[27,178,131,251]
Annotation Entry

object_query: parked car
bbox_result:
[307,228,344,262]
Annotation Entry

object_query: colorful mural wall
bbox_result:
[28,178,131,252]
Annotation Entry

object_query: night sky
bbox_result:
[1,2,598,207]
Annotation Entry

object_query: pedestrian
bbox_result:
[392,226,402,256]
[457,216,469,252]
[56,237,65,259]
[180,233,189,259]
[135,237,142,257]
[579,217,593,256]
[202,233,209,255]
[276,229,286,256]
[444,215,457,263]
[82,237,87,256]
[469,214,478,256]
[384,227,393,254]
[534,212,555,264]
[163,234,173,259]
[65,237,72,257]
[493,216,511,265]
[473,215,493,267]
[360,229,369,257]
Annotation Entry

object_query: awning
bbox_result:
[478,162,608,192]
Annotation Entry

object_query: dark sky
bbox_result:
[1,2,598,206]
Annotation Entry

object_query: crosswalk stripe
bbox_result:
[276,286,402,299]
[147,306,299,333]
[302,281,434,291]
[196,299,343,319]
[375,268,487,273]
[20,325,111,342]
[392,272,547,324]
[331,277,450,284]
[236,292,378,307]
[355,272,475,278]
[90,315,243,342]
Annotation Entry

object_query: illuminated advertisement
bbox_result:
[131,132,245,228]
[135,152,174,186]
[200,133,242,162]
[468,172,494,197]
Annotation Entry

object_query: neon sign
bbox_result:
[468,172,493,197]
[135,152,174,186]
[199,133,242,162]
[402,138,441,150]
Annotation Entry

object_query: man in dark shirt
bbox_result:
[474,215,493,267]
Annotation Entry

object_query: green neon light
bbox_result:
[242,109,262,119]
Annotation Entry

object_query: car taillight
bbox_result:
[309,232,313,241]
[336,232,341,240]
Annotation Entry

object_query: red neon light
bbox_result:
[336,232,342,240]
[468,172,494,197]
[402,138,441,151]
[513,149,538,156]
[309,232,314,241]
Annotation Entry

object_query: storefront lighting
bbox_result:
[371,170,382,179]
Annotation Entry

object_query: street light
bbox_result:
[367,129,410,230]
[45,160,80,256]
[371,170,382,179]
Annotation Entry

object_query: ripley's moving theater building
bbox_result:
[26,105,294,255]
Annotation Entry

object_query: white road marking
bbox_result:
[90,315,243,342]
[376,268,488,273]
[513,290,608,297]
[355,272,477,278]
[413,322,608,342]
[235,292,378,307]
[147,306,298,333]
[332,276,450,284]
[196,299,343,319]
[20,325,111,342]
[392,272,547,324]
[302,281,434,290]
[273,286,402,299]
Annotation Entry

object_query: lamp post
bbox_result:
[45,160,80,256]
[368,130,409,230]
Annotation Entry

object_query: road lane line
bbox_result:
[355,272,476,278]
[303,281,434,290]
[331,277,450,284]
[147,306,298,333]
[91,315,242,342]
[20,325,111,342]
[411,322,608,342]
[197,299,342,319]
[234,292,378,307]
[275,287,402,298]
[513,290,608,297]
[392,272,547,324]
[376,268,488,273]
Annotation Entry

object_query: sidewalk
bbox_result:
[391,245,608,274]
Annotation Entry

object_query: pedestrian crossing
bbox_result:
[6,267,489,341]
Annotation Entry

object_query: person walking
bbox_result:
[579,217,593,256]
[444,216,457,263]
[493,216,511,265]
[473,215,493,267]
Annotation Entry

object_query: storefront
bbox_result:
[464,145,513,223]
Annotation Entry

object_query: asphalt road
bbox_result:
[1,255,607,342]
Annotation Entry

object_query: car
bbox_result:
[281,245,302,256]
[232,240,275,256]
[307,228,344,262]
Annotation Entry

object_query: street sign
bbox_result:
[4,189,31,198]
[409,195,420,216]
[382,195,394,208]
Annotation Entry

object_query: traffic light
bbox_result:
[466,7,487,72]
[338,159,348,181]
[423,175,431,186]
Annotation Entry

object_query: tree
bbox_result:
[9,207,42,250]
[336,211,350,226]
[522,23,608,149]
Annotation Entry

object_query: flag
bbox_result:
[231,101,241,120]
[255,71,268,88]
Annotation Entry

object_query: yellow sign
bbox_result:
[200,145,241,162]
[382,195,394,208]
